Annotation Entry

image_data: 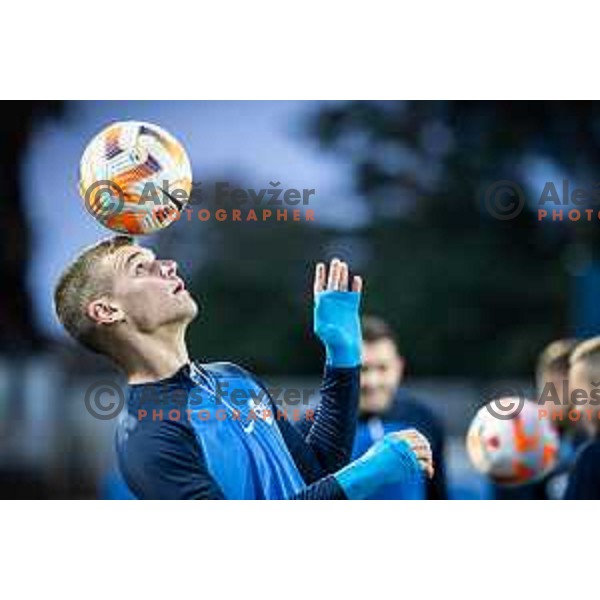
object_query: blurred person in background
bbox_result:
[353,316,447,499]
[496,338,585,500]
[565,337,600,499]
[537,338,587,446]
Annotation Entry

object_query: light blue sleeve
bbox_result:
[334,434,423,500]
[313,290,362,368]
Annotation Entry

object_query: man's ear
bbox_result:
[86,297,125,325]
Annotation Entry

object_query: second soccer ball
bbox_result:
[466,398,559,486]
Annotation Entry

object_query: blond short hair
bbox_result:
[570,336,600,365]
[54,235,134,354]
[536,338,579,382]
[569,336,600,382]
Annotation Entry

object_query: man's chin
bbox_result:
[360,394,392,415]
[167,294,199,325]
[182,295,199,321]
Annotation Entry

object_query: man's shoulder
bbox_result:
[203,361,254,378]
[575,439,600,468]
[202,361,266,390]
[116,406,195,452]
[565,438,600,499]
[387,391,443,430]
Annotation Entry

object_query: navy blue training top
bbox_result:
[564,438,600,499]
[115,361,359,499]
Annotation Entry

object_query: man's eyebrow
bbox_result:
[124,250,155,269]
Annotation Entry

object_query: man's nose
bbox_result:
[158,260,177,278]
[361,370,378,389]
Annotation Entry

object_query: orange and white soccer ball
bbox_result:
[466,398,559,486]
[79,121,192,234]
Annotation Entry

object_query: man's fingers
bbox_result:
[420,459,435,479]
[327,258,340,290]
[392,430,432,466]
[315,259,362,294]
[411,444,432,461]
[339,262,349,291]
[314,262,326,294]
[393,429,430,446]
[387,430,434,479]
[415,452,434,479]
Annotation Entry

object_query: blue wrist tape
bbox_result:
[334,435,423,500]
[313,290,362,368]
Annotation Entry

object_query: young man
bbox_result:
[564,337,600,499]
[353,315,446,499]
[54,236,433,499]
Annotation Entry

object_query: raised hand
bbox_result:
[313,258,363,295]
[313,258,363,368]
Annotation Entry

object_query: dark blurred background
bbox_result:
[2,100,600,498]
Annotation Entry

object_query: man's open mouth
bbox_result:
[172,280,185,294]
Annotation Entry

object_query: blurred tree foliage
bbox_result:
[162,102,600,377]
[311,101,600,376]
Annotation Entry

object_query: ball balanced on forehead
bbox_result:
[79,121,193,235]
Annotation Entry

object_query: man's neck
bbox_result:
[116,326,191,385]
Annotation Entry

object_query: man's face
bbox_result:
[104,245,198,333]
[569,361,596,413]
[360,339,404,414]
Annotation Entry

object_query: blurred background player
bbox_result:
[565,337,600,499]
[352,316,447,499]
[495,338,585,499]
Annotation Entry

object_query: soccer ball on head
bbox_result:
[79,121,192,235]
[466,398,559,486]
